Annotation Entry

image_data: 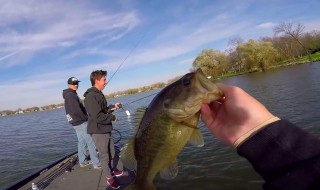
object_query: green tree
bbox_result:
[237,40,280,71]
[302,30,320,53]
[192,49,228,78]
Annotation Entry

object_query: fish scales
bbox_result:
[120,69,223,190]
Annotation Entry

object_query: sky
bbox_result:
[1,0,320,111]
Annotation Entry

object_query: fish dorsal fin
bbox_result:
[188,129,204,147]
[160,159,178,180]
[120,138,137,170]
[133,107,147,132]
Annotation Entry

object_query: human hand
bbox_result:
[112,115,118,122]
[200,83,277,147]
[114,102,122,109]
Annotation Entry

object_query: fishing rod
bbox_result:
[104,34,163,117]
[107,34,145,85]
[103,34,166,117]
[104,34,147,117]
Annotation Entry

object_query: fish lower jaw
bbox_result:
[168,112,194,122]
[203,91,222,103]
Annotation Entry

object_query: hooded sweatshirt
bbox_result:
[62,88,88,126]
[83,87,115,134]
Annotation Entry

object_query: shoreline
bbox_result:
[1,60,319,117]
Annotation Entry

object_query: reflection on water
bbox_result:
[1,63,320,189]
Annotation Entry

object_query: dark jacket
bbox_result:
[83,87,115,134]
[238,120,320,190]
[62,88,88,126]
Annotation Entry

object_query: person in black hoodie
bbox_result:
[200,83,320,190]
[83,70,123,189]
[63,77,100,169]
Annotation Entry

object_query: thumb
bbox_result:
[200,104,215,127]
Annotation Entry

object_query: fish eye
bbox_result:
[182,78,191,86]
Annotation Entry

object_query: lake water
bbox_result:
[1,63,320,190]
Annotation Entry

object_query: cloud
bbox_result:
[0,0,140,67]
[256,22,277,29]
[0,50,35,68]
[64,48,123,60]
[2,0,319,110]
[0,9,251,110]
[176,57,196,66]
[304,20,320,32]
[0,51,19,62]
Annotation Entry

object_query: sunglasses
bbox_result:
[71,83,79,85]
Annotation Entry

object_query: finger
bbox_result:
[210,101,222,111]
[216,83,234,98]
[200,104,216,127]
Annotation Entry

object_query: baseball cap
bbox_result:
[67,77,81,85]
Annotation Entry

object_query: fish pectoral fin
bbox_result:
[120,139,137,170]
[160,159,178,180]
[188,129,204,147]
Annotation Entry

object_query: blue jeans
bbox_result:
[73,122,99,167]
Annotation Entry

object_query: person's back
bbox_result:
[63,88,87,126]
[62,77,100,169]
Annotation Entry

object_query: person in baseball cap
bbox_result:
[62,76,101,169]
[67,77,81,85]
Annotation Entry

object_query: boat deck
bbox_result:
[16,153,136,190]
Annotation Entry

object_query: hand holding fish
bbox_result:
[200,83,278,147]
[201,83,320,189]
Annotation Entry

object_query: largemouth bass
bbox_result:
[120,69,223,190]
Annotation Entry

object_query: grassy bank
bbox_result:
[276,52,320,66]
[215,52,320,80]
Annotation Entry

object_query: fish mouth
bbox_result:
[167,90,220,122]
[167,106,200,122]
[165,69,223,122]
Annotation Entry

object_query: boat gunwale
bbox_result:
[4,151,77,190]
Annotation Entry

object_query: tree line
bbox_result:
[192,22,320,78]
[106,82,167,98]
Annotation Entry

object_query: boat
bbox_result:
[4,151,136,190]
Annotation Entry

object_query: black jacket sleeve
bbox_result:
[237,120,320,190]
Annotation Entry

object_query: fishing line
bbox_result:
[113,129,122,144]
[125,91,159,105]
[120,91,159,116]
